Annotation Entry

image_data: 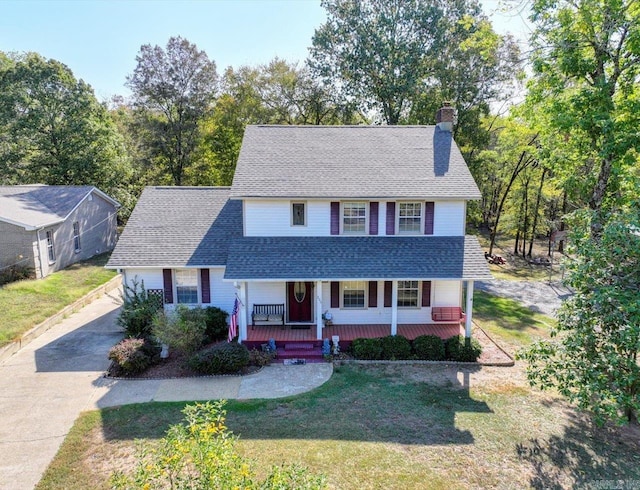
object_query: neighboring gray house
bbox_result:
[108,105,492,346]
[0,185,120,278]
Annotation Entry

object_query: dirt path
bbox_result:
[476,279,573,317]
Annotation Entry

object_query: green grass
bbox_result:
[37,363,640,490]
[0,253,116,346]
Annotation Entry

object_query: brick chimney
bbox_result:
[436,102,454,132]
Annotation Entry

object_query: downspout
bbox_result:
[35,228,45,279]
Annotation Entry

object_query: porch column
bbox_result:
[238,281,248,342]
[391,280,398,336]
[316,280,323,340]
[465,280,474,338]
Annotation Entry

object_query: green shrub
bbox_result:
[444,335,482,362]
[413,335,445,361]
[380,335,412,360]
[152,306,206,355]
[351,338,383,360]
[189,342,250,375]
[0,265,34,286]
[117,278,163,338]
[108,338,159,375]
[249,348,274,367]
[203,306,230,342]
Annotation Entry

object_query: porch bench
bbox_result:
[431,306,466,323]
[251,304,285,329]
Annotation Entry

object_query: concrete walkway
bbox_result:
[0,290,333,490]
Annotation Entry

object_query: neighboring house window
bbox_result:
[46,230,56,263]
[397,281,419,308]
[291,202,306,226]
[342,281,366,308]
[342,202,367,234]
[175,269,198,304]
[73,222,81,252]
[398,202,422,234]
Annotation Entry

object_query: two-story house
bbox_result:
[107,107,491,346]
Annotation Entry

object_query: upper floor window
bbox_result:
[45,230,56,263]
[175,269,198,304]
[397,280,419,307]
[342,202,367,234]
[291,202,306,226]
[73,222,81,252]
[342,280,366,308]
[398,202,422,234]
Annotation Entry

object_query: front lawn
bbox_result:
[37,363,640,490]
[0,253,116,346]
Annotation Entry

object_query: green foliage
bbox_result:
[379,335,412,360]
[117,278,162,338]
[520,209,640,425]
[351,338,383,360]
[152,306,207,356]
[413,335,446,361]
[0,265,34,286]
[188,342,250,375]
[111,401,326,489]
[202,306,229,343]
[248,348,275,367]
[108,338,160,376]
[444,335,482,362]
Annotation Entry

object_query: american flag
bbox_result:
[228,297,239,342]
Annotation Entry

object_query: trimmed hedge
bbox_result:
[203,306,230,342]
[444,335,482,362]
[108,337,160,375]
[188,342,250,375]
[379,335,412,360]
[351,338,383,360]
[413,335,445,361]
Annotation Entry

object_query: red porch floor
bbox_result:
[245,323,463,343]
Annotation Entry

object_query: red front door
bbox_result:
[287,282,313,323]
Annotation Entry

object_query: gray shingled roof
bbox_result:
[224,235,491,281]
[230,125,481,200]
[106,187,242,268]
[0,185,118,229]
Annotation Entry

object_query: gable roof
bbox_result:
[106,186,243,269]
[0,185,120,230]
[230,125,481,200]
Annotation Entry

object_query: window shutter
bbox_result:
[368,281,378,307]
[369,202,379,235]
[425,202,434,235]
[422,281,432,307]
[331,282,340,308]
[330,202,340,235]
[384,281,392,307]
[162,269,173,304]
[200,269,211,304]
[386,202,395,235]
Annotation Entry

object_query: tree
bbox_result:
[526,0,640,234]
[0,52,133,212]
[127,36,218,185]
[520,208,640,425]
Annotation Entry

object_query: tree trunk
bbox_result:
[558,191,567,254]
[528,168,547,257]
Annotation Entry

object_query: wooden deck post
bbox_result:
[391,280,398,335]
[316,280,323,340]
[465,280,474,338]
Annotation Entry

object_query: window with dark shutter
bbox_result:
[369,202,379,235]
[422,281,432,307]
[384,281,392,307]
[368,281,378,307]
[386,202,395,235]
[163,269,174,304]
[331,281,339,308]
[425,202,434,235]
[330,202,340,235]
[201,269,211,304]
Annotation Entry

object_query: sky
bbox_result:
[0,0,533,101]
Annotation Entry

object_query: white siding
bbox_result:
[209,268,236,313]
[434,201,465,236]
[248,282,286,307]
[433,280,461,306]
[124,268,164,290]
[244,200,331,236]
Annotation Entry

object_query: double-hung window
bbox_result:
[45,230,56,263]
[175,269,198,304]
[397,280,419,308]
[342,281,366,308]
[73,222,81,252]
[398,202,422,234]
[292,202,306,226]
[342,202,367,234]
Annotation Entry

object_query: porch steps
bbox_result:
[277,342,324,361]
